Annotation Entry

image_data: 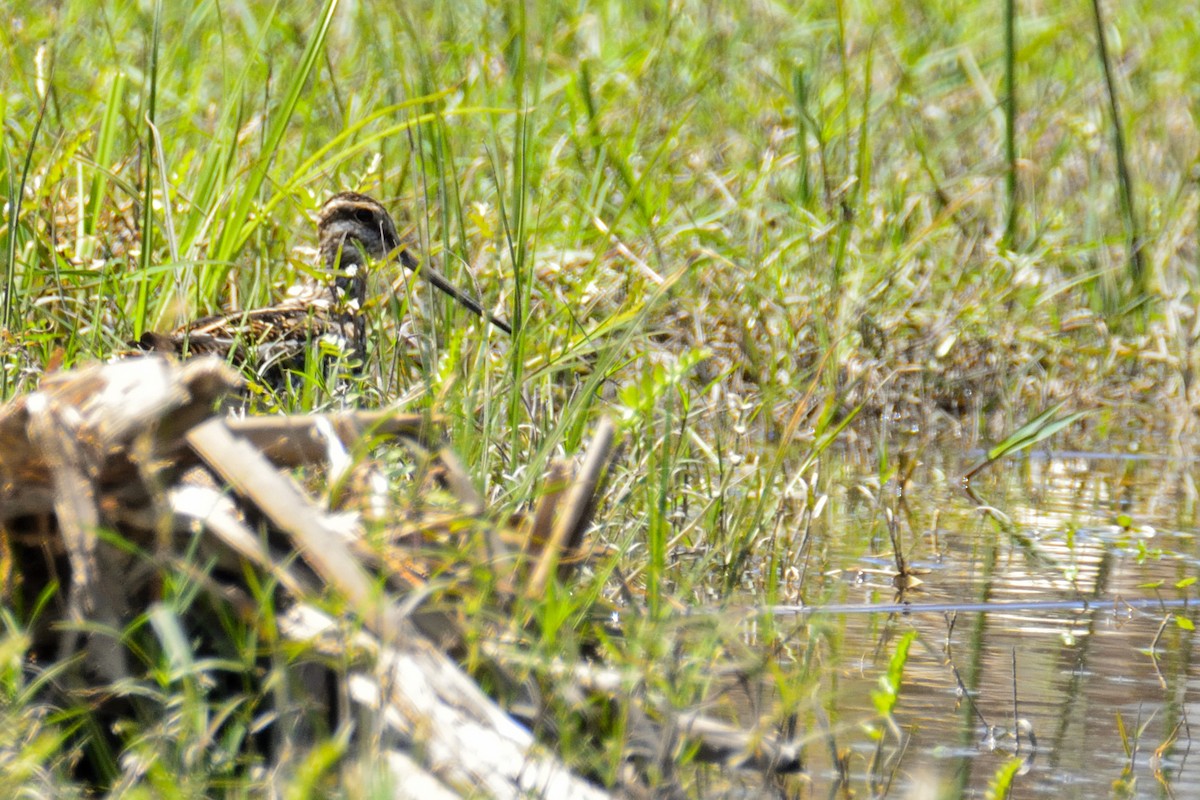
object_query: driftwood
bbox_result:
[0,355,801,796]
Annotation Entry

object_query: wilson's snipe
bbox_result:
[137,192,511,378]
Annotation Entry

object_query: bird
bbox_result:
[137,192,511,381]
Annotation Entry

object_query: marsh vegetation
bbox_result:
[2,0,1199,796]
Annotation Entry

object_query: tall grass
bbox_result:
[1003,0,1018,250]
[1089,0,1146,301]
[0,0,1195,794]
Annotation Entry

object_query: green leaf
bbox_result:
[964,402,1089,481]
[871,630,916,717]
[985,756,1023,800]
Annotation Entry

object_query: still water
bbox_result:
[750,447,1198,798]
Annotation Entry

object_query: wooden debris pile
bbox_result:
[0,356,800,797]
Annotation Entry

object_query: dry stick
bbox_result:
[25,393,130,685]
[555,420,615,556]
[223,411,438,467]
[187,420,610,798]
[188,417,463,642]
[526,417,615,598]
[527,461,571,550]
[280,605,613,800]
[193,411,464,647]
[169,484,315,599]
[186,418,402,640]
[515,460,570,597]
[364,750,461,800]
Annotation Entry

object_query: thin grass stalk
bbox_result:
[647,400,673,620]
[792,66,813,209]
[834,0,850,190]
[2,81,50,399]
[1090,0,1145,297]
[1003,0,1018,250]
[133,0,161,339]
[505,3,531,467]
[854,42,873,217]
[406,85,439,404]
[176,71,249,265]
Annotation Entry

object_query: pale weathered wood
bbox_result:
[0,357,786,796]
[281,604,612,800]
[0,356,241,521]
[185,418,403,641]
[364,753,463,800]
[223,411,438,467]
[24,392,130,685]
[5,357,241,682]
[169,483,316,599]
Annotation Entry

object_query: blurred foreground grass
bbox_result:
[2,0,1198,794]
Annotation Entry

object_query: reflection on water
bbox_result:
[771,448,1199,797]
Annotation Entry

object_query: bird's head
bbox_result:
[316,192,403,301]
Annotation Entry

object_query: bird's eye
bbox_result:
[353,208,376,226]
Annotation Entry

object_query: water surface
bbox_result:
[754,446,1198,797]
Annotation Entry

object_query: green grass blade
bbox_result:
[85,71,126,238]
[872,630,916,717]
[965,402,1090,481]
[133,0,163,339]
[1003,0,1019,250]
[210,0,339,267]
[2,85,50,382]
[1090,0,1145,298]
